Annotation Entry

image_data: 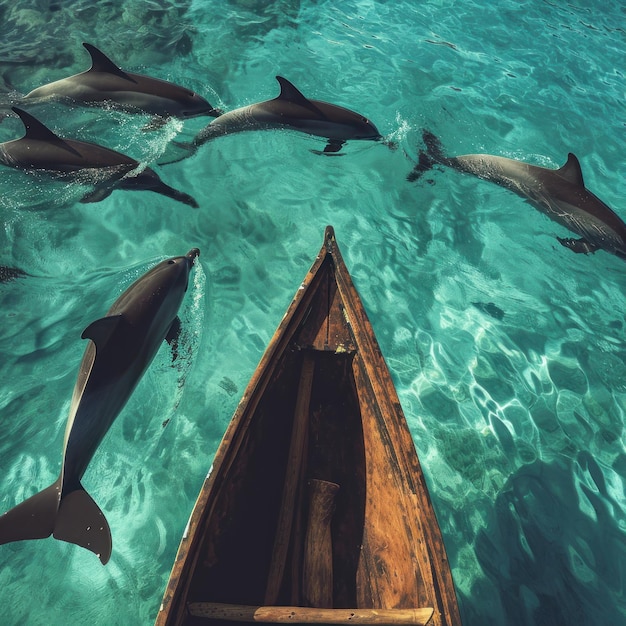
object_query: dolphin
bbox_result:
[0,107,198,207]
[409,129,626,259]
[21,43,221,120]
[163,75,382,162]
[0,248,199,564]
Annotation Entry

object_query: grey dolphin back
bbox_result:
[5,108,198,207]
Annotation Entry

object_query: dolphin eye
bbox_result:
[168,260,176,265]
[362,117,369,124]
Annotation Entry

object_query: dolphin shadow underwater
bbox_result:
[409,129,626,260]
[160,75,384,163]
[0,107,199,207]
[0,249,199,564]
[0,265,28,283]
[19,42,221,123]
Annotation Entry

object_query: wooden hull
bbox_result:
[156,227,461,626]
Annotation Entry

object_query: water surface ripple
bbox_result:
[0,1,624,624]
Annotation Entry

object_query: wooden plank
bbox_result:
[302,479,340,608]
[187,603,435,625]
[264,353,315,604]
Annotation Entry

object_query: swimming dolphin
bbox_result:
[0,248,199,564]
[163,75,382,161]
[21,43,221,120]
[409,129,626,259]
[0,107,198,207]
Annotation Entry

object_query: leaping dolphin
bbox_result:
[0,248,199,564]
[21,43,221,120]
[0,107,199,207]
[409,129,626,259]
[163,75,382,162]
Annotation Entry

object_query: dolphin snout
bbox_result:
[186,248,200,263]
[183,106,223,118]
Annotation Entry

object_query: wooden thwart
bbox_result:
[187,603,435,625]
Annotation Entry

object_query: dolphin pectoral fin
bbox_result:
[53,487,112,564]
[82,314,124,347]
[323,139,345,154]
[310,140,346,156]
[165,316,182,362]
[557,237,599,255]
[0,481,61,545]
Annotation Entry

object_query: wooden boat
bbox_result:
[156,226,462,626]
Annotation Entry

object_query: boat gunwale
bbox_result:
[156,228,337,624]
[155,226,462,626]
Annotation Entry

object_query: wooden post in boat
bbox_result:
[302,479,340,608]
[264,353,315,605]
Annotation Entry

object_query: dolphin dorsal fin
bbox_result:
[558,153,585,187]
[81,314,124,349]
[274,76,326,118]
[11,107,83,158]
[82,43,137,84]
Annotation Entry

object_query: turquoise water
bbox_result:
[1,0,625,624]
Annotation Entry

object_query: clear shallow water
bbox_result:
[0,0,625,624]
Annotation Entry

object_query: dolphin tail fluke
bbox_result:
[150,181,199,208]
[407,129,447,182]
[0,479,112,564]
[157,141,198,166]
[53,486,112,565]
[0,481,61,545]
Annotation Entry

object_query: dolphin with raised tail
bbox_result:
[21,43,221,120]
[0,107,199,207]
[0,249,199,564]
[409,129,626,259]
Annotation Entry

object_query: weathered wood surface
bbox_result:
[187,603,435,625]
[302,479,340,608]
[155,226,462,626]
[264,353,316,605]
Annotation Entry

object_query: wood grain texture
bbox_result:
[187,603,434,625]
[155,227,462,626]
